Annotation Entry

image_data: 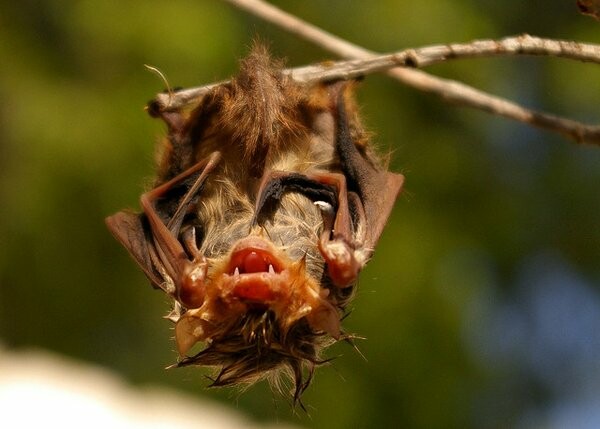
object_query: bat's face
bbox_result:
[106,44,403,400]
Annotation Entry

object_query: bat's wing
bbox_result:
[105,211,164,289]
[331,83,404,250]
[360,171,404,249]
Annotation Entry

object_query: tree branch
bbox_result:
[221,0,600,146]
[149,0,600,146]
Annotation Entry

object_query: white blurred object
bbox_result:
[0,347,300,429]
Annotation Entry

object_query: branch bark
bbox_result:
[150,0,600,146]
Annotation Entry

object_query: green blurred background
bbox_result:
[1,0,600,427]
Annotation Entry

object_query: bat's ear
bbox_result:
[105,211,164,288]
[327,80,404,249]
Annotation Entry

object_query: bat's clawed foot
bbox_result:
[318,233,366,287]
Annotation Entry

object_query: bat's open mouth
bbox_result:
[175,235,335,357]
[220,236,295,304]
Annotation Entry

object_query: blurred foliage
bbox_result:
[1,1,599,428]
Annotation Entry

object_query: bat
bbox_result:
[105,44,403,402]
[578,0,600,19]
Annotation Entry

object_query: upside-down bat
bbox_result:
[578,0,600,20]
[105,45,403,401]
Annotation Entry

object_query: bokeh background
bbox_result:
[1,1,600,427]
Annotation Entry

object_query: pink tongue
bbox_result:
[243,251,269,273]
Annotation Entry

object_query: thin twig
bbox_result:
[153,38,600,104]
[289,35,600,80]
[406,35,600,66]
[153,36,600,144]
[215,0,600,146]
[150,0,600,145]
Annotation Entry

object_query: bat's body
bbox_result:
[106,45,403,400]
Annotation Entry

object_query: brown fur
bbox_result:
[161,50,356,401]
[107,44,402,403]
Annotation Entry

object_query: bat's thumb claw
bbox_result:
[319,239,364,287]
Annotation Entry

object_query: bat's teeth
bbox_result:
[268,264,275,274]
[234,267,240,276]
